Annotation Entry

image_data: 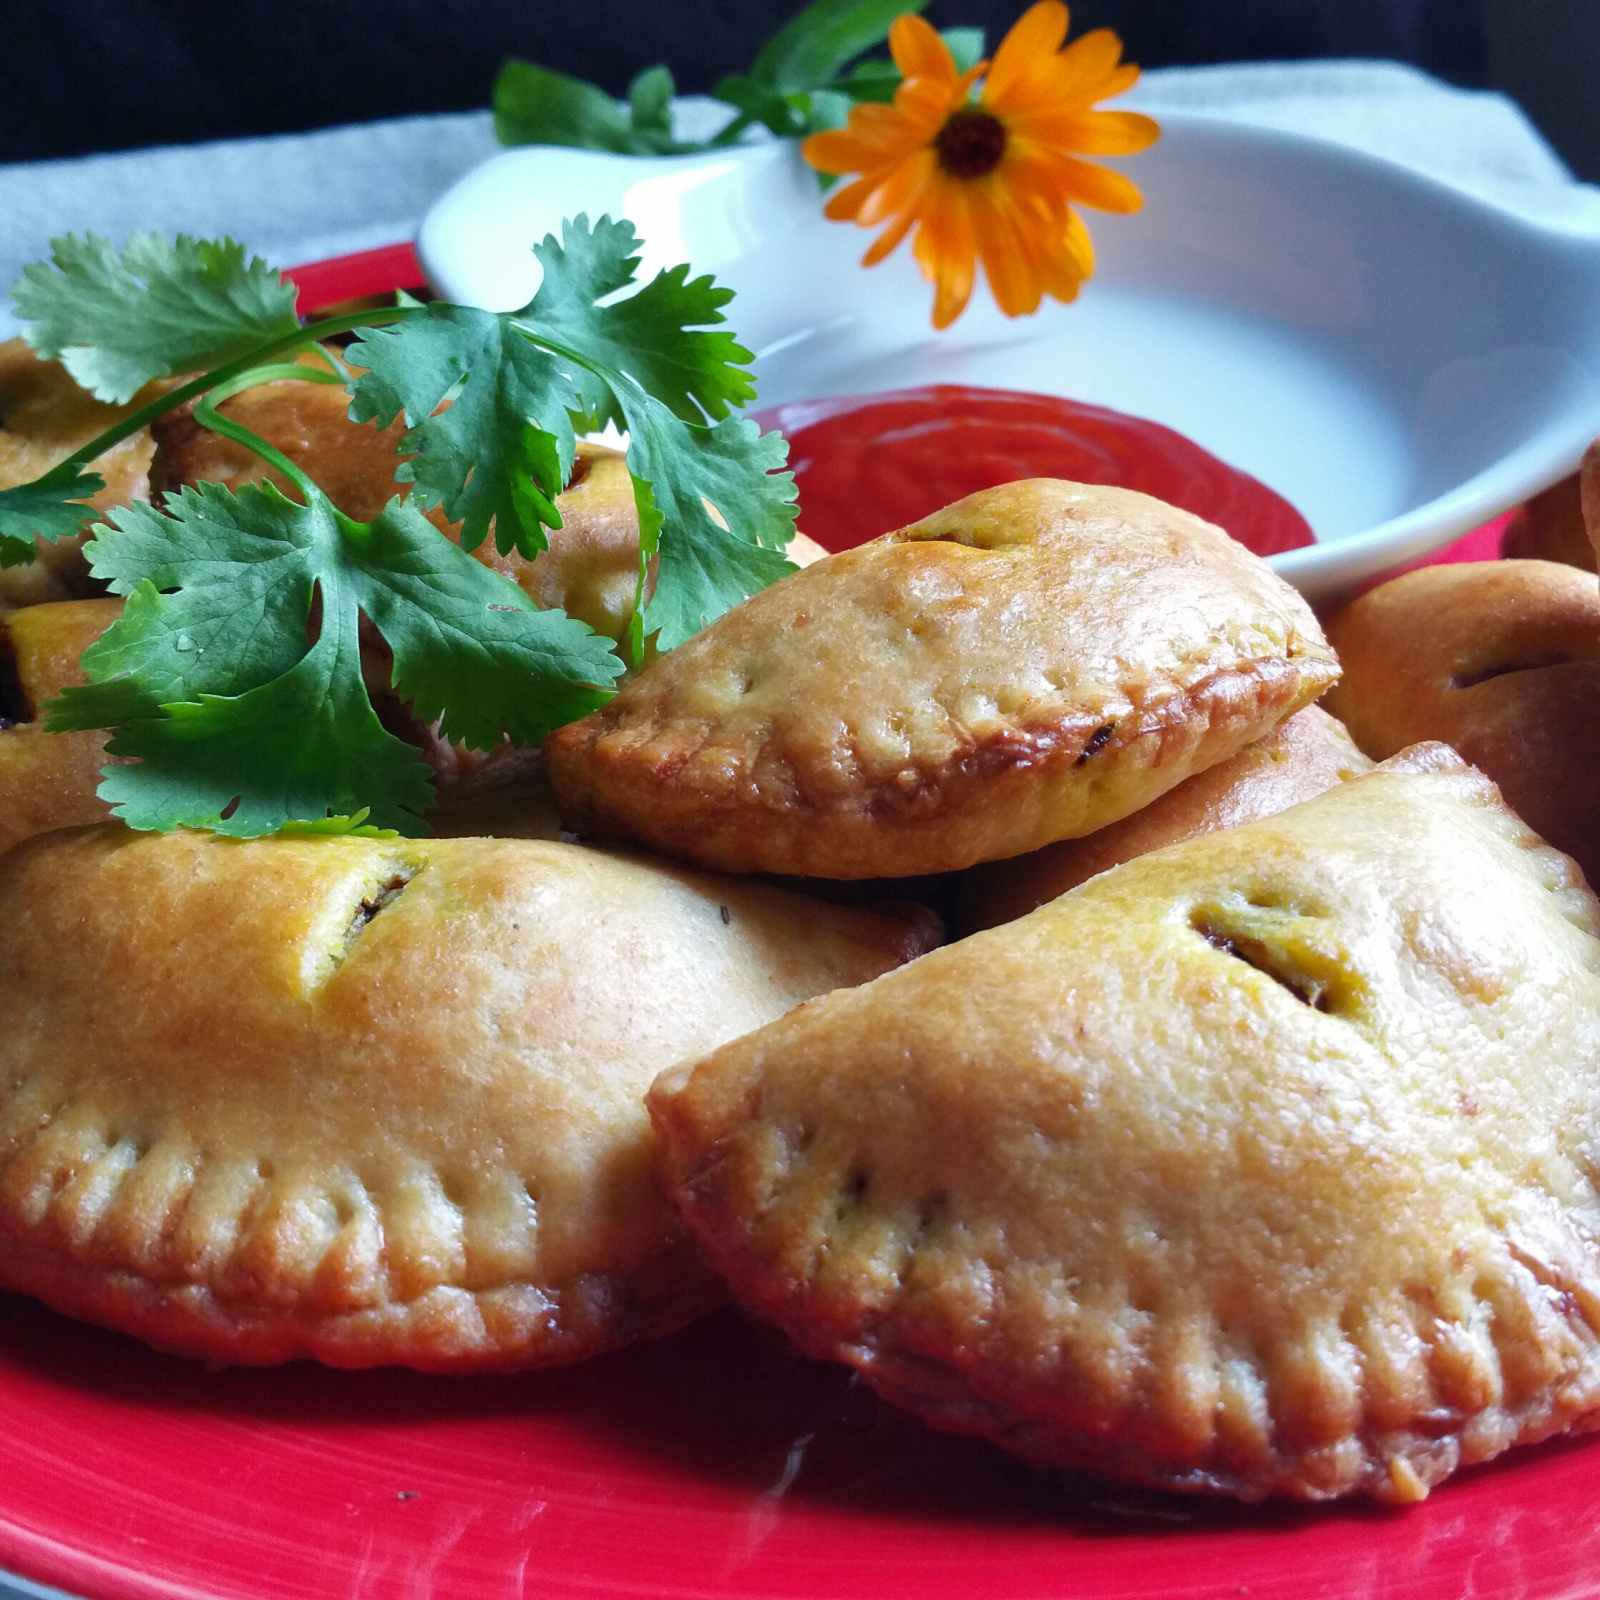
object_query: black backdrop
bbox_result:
[4,1,1487,166]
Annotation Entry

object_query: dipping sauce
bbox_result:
[755,384,1314,558]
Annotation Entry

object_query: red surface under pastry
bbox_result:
[0,251,1565,1600]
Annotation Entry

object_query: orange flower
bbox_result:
[803,3,1159,329]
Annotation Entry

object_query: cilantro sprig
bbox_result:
[3,218,798,836]
[493,0,984,160]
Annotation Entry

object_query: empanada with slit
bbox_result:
[962,705,1371,930]
[0,598,123,855]
[1325,560,1600,883]
[650,747,1600,1502]
[0,827,939,1369]
[547,478,1338,878]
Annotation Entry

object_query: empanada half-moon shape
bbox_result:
[0,828,939,1370]
[650,748,1600,1502]
[0,599,123,855]
[962,705,1372,930]
[1324,560,1600,884]
[547,479,1339,878]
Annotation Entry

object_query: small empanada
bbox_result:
[547,479,1338,878]
[0,340,158,611]
[151,383,825,641]
[0,599,123,855]
[0,827,940,1369]
[1325,560,1600,883]
[962,705,1371,929]
[650,748,1600,1501]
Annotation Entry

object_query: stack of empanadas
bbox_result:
[5,463,1600,1511]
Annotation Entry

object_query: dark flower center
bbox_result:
[934,109,1007,179]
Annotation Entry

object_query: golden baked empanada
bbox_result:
[1325,560,1600,883]
[0,340,157,611]
[151,383,825,642]
[547,478,1339,878]
[0,599,122,855]
[0,827,939,1370]
[962,705,1371,929]
[1503,472,1595,572]
[650,748,1600,1502]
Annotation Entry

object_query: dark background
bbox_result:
[4,1,1596,177]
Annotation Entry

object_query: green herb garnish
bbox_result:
[2,218,797,835]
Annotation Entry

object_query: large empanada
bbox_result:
[1325,560,1600,883]
[0,340,157,611]
[650,747,1600,1502]
[547,479,1338,878]
[0,599,123,855]
[151,384,825,641]
[962,705,1371,930]
[0,827,939,1369]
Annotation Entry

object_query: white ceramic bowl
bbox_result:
[420,112,1600,599]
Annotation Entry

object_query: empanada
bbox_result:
[1584,440,1599,570]
[0,827,939,1369]
[1503,472,1595,572]
[151,382,826,641]
[650,748,1600,1502]
[0,599,123,855]
[546,479,1338,879]
[962,705,1371,930]
[1325,560,1600,883]
[0,340,157,611]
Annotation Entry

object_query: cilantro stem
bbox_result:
[49,305,427,484]
[192,363,343,506]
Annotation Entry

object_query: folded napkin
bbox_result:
[1,60,1597,339]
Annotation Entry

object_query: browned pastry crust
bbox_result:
[0,599,123,855]
[649,748,1600,1503]
[0,827,941,1370]
[150,378,824,641]
[0,340,157,611]
[1324,560,1600,884]
[1502,472,1596,572]
[961,705,1372,930]
[546,478,1339,879]
[1584,440,1600,570]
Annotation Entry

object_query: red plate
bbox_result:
[0,250,1586,1600]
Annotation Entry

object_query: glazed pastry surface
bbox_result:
[548,478,1338,878]
[0,599,122,855]
[0,827,939,1369]
[650,748,1600,1501]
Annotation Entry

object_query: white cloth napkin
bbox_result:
[1,60,1597,340]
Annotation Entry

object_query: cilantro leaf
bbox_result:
[493,59,694,154]
[12,234,300,405]
[524,216,756,427]
[751,0,930,91]
[345,303,577,559]
[0,463,106,566]
[48,482,623,835]
[620,386,799,652]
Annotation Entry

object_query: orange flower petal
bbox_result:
[1052,27,1126,97]
[1062,206,1096,280]
[1095,62,1140,100]
[888,13,957,85]
[822,171,885,221]
[914,186,978,330]
[857,147,935,227]
[1008,108,1160,154]
[971,189,1042,318]
[985,1,1070,109]
[892,74,962,138]
[861,204,919,267]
